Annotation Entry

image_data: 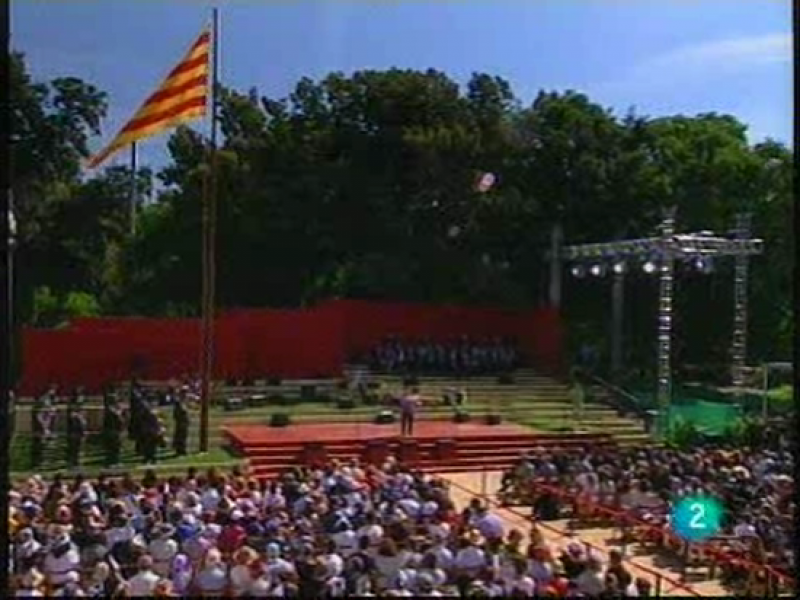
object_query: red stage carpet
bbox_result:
[223,420,614,478]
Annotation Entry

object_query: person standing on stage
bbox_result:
[172,393,190,457]
[399,387,423,437]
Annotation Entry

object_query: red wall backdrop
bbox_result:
[19,300,563,394]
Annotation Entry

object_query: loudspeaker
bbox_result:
[270,413,290,427]
[248,394,267,408]
[375,410,395,424]
[223,397,245,412]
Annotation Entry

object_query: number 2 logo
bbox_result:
[689,502,706,529]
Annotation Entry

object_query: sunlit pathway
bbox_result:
[440,470,729,597]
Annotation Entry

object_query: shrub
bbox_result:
[337,398,356,410]
[766,385,793,414]
[666,417,700,450]
[270,413,290,428]
[453,411,470,423]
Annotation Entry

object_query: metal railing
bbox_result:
[447,475,703,597]
[587,373,649,420]
[458,471,795,597]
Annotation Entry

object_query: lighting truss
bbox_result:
[560,211,763,437]
[561,233,763,262]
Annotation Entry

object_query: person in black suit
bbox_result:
[128,387,145,456]
[66,403,87,467]
[103,396,124,466]
[172,395,190,456]
[140,403,161,464]
[31,394,45,467]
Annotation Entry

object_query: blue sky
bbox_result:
[12,0,792,170]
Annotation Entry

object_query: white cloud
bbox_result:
[596,33,791,94]
[643,33,791,74]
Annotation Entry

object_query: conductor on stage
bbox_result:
[399,387,423,437]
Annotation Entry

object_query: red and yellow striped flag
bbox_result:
[86,26,211,169]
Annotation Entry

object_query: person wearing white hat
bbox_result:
[128,554,160,596]
[149,524,178,577]
[14,528,41,569]
[195,548,228,595]
[42,532,80,589]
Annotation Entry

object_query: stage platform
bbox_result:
[223,420,614,478]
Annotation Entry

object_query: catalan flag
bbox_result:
[86,26,211,169]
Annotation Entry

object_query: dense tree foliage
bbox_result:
[10,53,793,374]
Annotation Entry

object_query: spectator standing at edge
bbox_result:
[128,383,144,456]
[103,396,124,467]
[66,400,86,468]
[172,393,190,457]
[31,394,45,467]
[141,402,161,464]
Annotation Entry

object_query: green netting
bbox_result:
[665,401,743,435]
[625,388,744,434]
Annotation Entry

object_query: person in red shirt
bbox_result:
[217,510,247,557]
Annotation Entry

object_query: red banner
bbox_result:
[18,300,563,394]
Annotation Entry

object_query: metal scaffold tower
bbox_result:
[551,210,763,435]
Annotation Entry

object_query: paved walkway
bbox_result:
[439,470,729,597]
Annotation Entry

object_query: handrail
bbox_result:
[523,478,795,595]
[587,373,649,419]
[446,477,703,597]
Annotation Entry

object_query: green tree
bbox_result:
[10,52,113,318]
[11,58,792,376]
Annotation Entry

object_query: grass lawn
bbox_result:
[10,435,241,480]
[10,395,588,478]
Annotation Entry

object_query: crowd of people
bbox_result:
[501,421,795,592]
[10,453,665,598]
[366,336,521,375]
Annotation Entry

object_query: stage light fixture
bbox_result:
[693,256,714,274]
[612,262,626,275]
[643,260,658,274]
[590,264,606,277]
[571,265,586,278]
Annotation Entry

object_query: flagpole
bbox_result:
[199,7,220,453]
[130,142,138,235]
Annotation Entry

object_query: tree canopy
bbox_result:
[9,52,794,371]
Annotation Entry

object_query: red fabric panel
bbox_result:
[18,301,563,394]
[20,328,131,394]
